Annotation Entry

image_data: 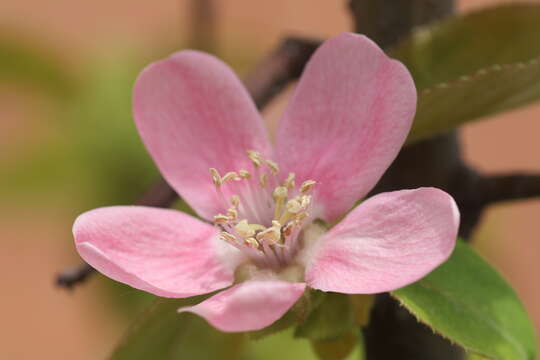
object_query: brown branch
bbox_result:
[55,36,320,290]
[188,0,217,52]
[244,37,320,108]
[55,263,95,290]
[478,173,540,205]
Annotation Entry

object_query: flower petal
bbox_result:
[133,50,271,220]
[305,188,459,294]
[276,33,417,221]
[178,280,306,332]
[74,206,241,298]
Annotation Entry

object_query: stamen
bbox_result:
[300,180,316,194]
[213,214,229,224]
[256,221,282,245]
[300,195,312,209]
[247,150,263,167]
[209,151,317,270]
[222,171,239,182]
[235,219,255,238]
[266,160,279,174]
[220,231,237,243]
[284,173,295,189]
[226,207,238,221]
[259,173,268,188]
[286,198,303,214]
[238,170,251,179]
[209,168,222,187]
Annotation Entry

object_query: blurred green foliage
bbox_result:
[0,32,76,99]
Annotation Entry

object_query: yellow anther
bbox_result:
[230,195,240,207]
[245,237,260,249]
[235,219,265,238]
[213,214,229,224]
[259,173,268,188]
[209,168,222,187]
[222,171,239,182]
[247,150,263,167]
[256,224,281,245]
[300,180,316,194]
[266,160,280,174]
[235,219,255,238]
[273,186,288,199]
[284,173,295,189]
[220,231,237,243]
[238,170,251,179]
[286,199,303,214]
[300,195,312,209]
[226,207,238,221]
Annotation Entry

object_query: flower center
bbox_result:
[209,150,316,270]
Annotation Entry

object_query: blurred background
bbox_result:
[1,0,540,358]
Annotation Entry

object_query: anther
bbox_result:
[259,173,268,188]
[273,186,288,199]
[284,173,295,189]
[222,171,239,182]
[209,168,222,187]
[226,207,238,221]
[266,160,279,174]
[213,214,229,224]
[235,219,255,238]
[300,180,316,194]
[238,170,251,179]
[300,195,312,208]
[256,224,281,245]
[247,150,262,167]
[286,199,303,214]
[220,232,237,243]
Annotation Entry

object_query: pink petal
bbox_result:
[305,188,459,294]
[73,206,241,298]
[178,280,306,332]
[133,50,271,220]
[276,33,417,222]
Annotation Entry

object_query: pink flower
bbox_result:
[73,33,459,332]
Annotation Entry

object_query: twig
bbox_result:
[244,37,320,108]
[55,37,320,290]
[479,173,540,205]
[55,263,95,290]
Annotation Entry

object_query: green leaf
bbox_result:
[392,241,537,360]
[387,4,540,143]
[110,296,245,360]
[408,59,540,143]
